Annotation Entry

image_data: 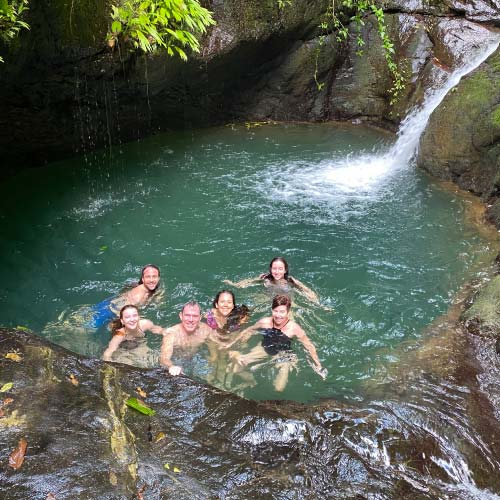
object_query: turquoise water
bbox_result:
[0,123,495,402]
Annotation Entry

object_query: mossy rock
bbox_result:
[462,275,500,338]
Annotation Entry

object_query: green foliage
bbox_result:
[328,0,405,103]
[108,0,215,60]
[0,0,29,62]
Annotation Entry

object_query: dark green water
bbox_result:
[0,123,495,402]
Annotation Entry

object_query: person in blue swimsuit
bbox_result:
[45,264,163,334]
[85,264,162,329]
[224,256,321,305]
[226,294,326,392]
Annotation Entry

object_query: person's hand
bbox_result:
[313,365,328,379]
[228,350,247,366]
[168,365,182,376]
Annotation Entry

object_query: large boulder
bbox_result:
[416,46,500,210]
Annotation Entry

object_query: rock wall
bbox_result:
[0,0,499,209]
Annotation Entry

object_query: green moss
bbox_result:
[462,275,500,329]
[491,106,500,127]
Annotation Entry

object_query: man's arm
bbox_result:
[159,331,182,375]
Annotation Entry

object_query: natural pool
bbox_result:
[0,122,496,402]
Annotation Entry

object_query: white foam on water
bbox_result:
[257,33,500,207]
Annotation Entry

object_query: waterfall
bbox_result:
[261,32,500,204]
[390,36,500,166]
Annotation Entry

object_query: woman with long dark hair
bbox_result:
[224,256,320,305]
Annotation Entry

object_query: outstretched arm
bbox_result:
[159,332,182,375]
[290,277,320,305]
[102,335,125,361]
[223,318,266,349]
[140,319,168,335]
[294,326,326,379]
[223,276,263,289]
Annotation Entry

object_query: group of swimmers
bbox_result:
[97,257,327,392]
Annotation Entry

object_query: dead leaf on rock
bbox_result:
[68,374,79,386]
[3,398,14,406]
[5,352,22,362]
[136,387,147,398]
[155,432,166,443]
[137,484,146,499]
[46,493,57,500]
[9,438,27,470]
[109,471,118,486]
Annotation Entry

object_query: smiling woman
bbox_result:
[102,304,166,365]
[224,256,321,305]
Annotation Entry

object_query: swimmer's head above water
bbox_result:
[265,257,290,282]
[138,264,161,294]
[272,294,292,311]
[110,304,140,334]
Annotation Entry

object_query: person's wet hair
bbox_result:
[212,289,235,309]
[220,304,250,335]
[272,294,292,311]
[181,301,201,314]
[264,257,292,282]
[138,264,161,294]
[110,304,139,335]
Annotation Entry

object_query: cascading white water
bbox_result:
[391,35,500,166]
[261,31,500,204]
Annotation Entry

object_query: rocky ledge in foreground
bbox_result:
[2,324,500,499]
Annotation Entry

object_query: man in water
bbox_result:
[160,301,214,376]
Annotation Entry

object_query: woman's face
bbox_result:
[142,267,160,291]
[271,305,289,327]
[215,292,234,317]
[121,307,140,330]
[270,260,286,281]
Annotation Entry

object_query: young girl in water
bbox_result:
[205,290,250,339]
[102,304,166,366]
[224,256,321,305]
[226,294,326,392]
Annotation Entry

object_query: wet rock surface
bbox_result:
[417,45,500,218]
[2,325,500,498]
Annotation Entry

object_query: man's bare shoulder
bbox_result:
[198,323,215,336]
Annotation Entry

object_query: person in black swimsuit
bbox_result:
[226,294,326,392]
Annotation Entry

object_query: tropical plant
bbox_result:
[0,0,29,63]
[107,0,215,60]
[329,0,405,103]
